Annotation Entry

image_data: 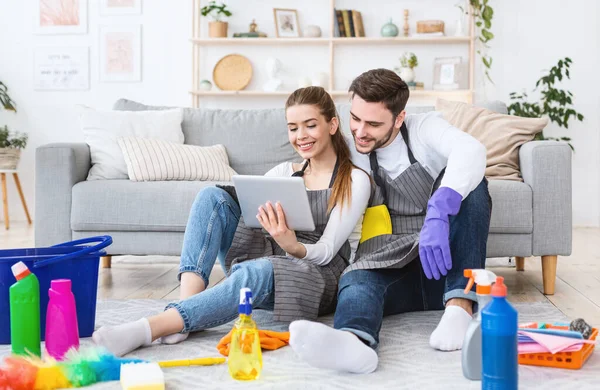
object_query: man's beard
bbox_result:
[353,124,396,154]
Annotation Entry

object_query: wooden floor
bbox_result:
[2,222,600,324]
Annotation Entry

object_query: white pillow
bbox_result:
[78,106,184,180]
[117,136,237,182]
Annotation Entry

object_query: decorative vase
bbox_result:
[398,67,416,82]
[454,18,465,36]
[305,25,322,38]
[0,148,20,170]
[209,21,228,38]
[381,18,399,37]
[199,79,212,91]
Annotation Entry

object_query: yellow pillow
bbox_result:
[360,204,393,243]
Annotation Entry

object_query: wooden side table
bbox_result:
[0,169,32,230]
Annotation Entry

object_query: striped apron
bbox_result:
[344,123,443,274]
[223,164,350,322]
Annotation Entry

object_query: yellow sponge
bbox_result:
[360,204,393,243]
[120,362,165,390]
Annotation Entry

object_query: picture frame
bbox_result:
[99,25,142,82]
[99,0,142,16]
[273,8,301,38]
[33,46,90,90]
[34,0,88,35]
[432,57,468,90]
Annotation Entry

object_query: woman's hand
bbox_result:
[257,202,306,258]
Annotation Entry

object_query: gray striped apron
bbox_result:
[223,163,350,322]
[344,123,443,274]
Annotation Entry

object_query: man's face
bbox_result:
[349,95,405,154]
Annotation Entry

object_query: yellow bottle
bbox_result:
[228,288,263,381]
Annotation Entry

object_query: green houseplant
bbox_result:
[458,0,494,83]
[395,52,418,82]
[507,57,584,150]
[0,81,27,170]
[201,1,232,38]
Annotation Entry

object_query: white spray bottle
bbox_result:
[461,268,497,381]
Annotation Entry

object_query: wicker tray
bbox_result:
[416,20,445,34]
[213,54,253,91]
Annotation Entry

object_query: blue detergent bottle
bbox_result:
[481,276,518,389]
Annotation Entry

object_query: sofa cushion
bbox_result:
[71,180,229,232]
[487,180,532,234]
[113,99,299,175]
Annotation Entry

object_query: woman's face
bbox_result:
[286,104,337,160]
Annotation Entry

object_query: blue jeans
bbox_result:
[165,187,275,333]
[334,179,492,348]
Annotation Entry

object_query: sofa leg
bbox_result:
[516,257,525,271]
[541,255,557,295]
[101,256,112,269]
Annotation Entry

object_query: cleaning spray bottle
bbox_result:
[45,279,80,360]
[228,288,263,381]
[9,261,41,357]
[481,276,518,390]
[461,269,497,380]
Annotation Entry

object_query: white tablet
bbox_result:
[232,175,316,232]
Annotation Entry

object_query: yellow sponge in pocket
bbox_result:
[360,204,393,243]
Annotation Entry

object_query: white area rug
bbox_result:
[1,299,598,389]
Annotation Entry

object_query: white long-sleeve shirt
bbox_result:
[347,111,486,199]
[264,162,371,266]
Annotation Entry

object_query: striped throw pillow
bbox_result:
[117,136,237,182]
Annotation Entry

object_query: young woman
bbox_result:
[92,86,371,357]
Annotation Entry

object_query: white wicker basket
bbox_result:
[0,148,20,170]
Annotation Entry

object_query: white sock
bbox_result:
[92,318,153,357]
[289,320,378,374]
[429,305,473,351]
[160,332,189,345]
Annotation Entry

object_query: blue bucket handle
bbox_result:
[33,235,113,269]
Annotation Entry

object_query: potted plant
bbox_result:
[201,1,232,38]
[0,81,27,170]
[508,57,584,150]
[396,52,418,82]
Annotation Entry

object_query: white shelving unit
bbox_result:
[191,0,475,108]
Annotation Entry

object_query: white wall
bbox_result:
[0,0,598,227]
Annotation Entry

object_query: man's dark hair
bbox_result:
[348,68,410,118]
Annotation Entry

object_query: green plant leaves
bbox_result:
[507,57,584,151]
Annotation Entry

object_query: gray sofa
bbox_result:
[35,99,572,295]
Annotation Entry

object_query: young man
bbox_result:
[289,68,492,374]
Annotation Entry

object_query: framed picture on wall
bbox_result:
[34,0,88,34]
[99,25,142,82]
[33,47,89,90]
[273,8,301,38]
[99,0,142,16]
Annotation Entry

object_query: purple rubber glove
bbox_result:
[419,187,462,280]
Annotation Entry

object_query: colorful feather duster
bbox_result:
[0,347,148,390]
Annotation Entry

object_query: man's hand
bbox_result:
[419,187,462,280]
[257,202,305,258]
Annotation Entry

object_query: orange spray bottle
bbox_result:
[461,269,497,381]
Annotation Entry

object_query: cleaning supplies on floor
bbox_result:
[218,329,290,356]
[9,261,41,357]
[0,346,227,389]
[45,279,80,360]
[461,268,497,381]
[120,362,165,390]
[481,276,518,390]
[228,287,263,381]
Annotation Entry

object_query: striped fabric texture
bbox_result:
[117,136,237,182]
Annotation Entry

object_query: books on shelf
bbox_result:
[233,32,267,38]
[334,9,365,37]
